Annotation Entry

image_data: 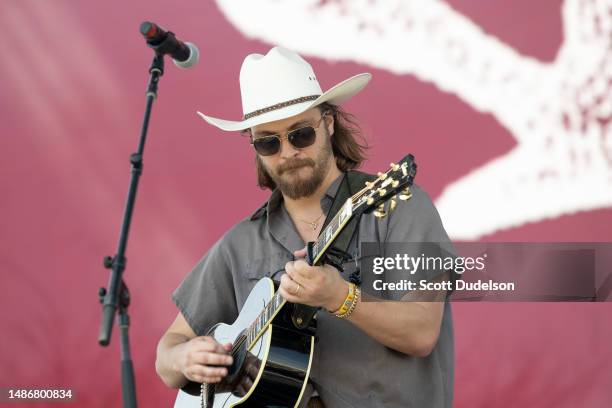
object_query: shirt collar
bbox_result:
[249,173,345,221]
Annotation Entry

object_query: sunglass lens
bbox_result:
[253,137,280,156]
[288,127,316,148]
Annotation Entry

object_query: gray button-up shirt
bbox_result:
[173,174,454,408]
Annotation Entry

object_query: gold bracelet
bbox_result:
[335,285,360,319]
[331,282,355,315]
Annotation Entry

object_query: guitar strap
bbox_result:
[291,170,378,329]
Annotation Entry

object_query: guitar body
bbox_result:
[174,278,315,408]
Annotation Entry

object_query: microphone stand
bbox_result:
[98,52,165,408]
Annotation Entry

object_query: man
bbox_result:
[156,46,454,407]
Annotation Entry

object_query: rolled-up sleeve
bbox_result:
[172,239,239,336]
[382,186,457,298]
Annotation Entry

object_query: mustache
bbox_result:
[277,158,315,175]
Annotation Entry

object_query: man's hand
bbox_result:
[279,247,348,312]
[233,353,261,396]
[174,336,233,384]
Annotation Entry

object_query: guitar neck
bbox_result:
[245,291,284,349]
[310,199,354,266]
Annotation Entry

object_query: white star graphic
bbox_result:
[214,0,612,239]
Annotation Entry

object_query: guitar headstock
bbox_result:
[353,154,417,218]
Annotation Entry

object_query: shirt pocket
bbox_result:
[242,252,290,281]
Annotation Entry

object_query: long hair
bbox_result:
[252,102,369,190]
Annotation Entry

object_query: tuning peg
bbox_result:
[377,171,387,180]
[367,197,375,206]
[390,163,400,171]
[399,187,412,201]
[389,197,397,211]
[373,203,387,218]
[378,188,387,197]
[365,181,374,189]
[391,179,399,188]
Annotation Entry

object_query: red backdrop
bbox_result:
[1,0,611,406]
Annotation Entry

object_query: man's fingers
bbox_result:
[280,272,295,288]
[192,351,233,366]
[294,259,309,269]
[286,259,315,281]
[285,260,296,276]
[293,247,308,258]
[239,374,254,392]
[278,285,297,302]
[179,337,237,384]
[293,259,315,280]
[247,362,259,379]
[186,365,228,383]
[197,376,222,384]
[195,365,228,379]
[280,273,303,296]
[193,337,229,354]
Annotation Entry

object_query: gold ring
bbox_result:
[293,283,301,296]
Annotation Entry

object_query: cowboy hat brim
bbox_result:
[197,72,371,132]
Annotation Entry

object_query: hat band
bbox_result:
[243,95,320,120]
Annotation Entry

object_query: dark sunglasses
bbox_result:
[250,113,328,156]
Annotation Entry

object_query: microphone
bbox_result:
[139,21,199,69]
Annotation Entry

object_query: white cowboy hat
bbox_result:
[197,46,371,131]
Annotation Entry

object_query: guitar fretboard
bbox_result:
[311,199,353,266]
